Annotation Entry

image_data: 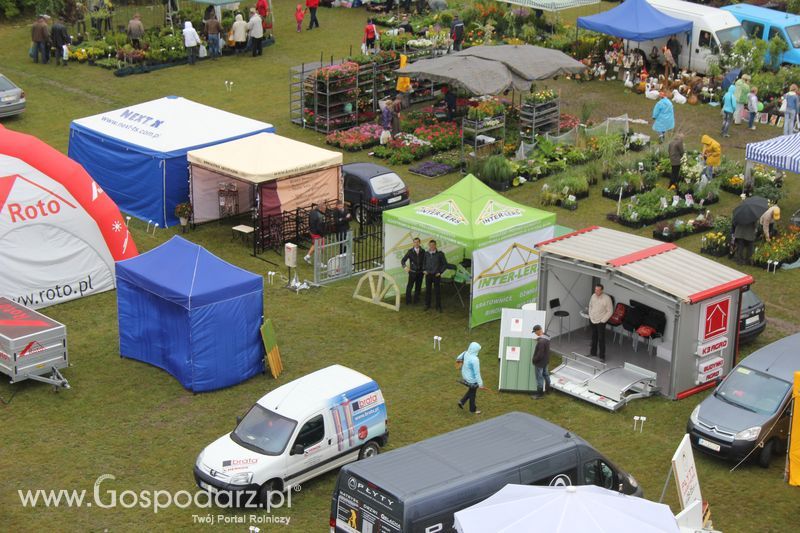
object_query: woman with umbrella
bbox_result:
[733,196,769,265]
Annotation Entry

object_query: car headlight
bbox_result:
[735,426,761,441]
[689,405,700,426]
[229,472,254,485]
[195,449,206,468]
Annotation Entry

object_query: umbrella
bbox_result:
[722,68,742,93]
[395,55,517,96]
[454,484,680,533]
[454,44,587,86]
[732,196,769,226]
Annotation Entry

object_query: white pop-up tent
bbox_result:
[68,96,274,227]
[187,133,343,224]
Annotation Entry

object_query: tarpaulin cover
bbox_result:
[116,236,264,392]
[68,96,274,227]
[577,0,691,42]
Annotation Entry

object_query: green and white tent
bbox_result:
[383,175,556,328]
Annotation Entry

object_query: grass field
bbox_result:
[1,2,798,532]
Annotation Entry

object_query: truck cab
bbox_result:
[722,3,800,66]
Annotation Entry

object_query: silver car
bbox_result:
[0,74,26,118]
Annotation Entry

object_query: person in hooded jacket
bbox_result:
[701,135,721,181]
[182,21,202,65]
[721,84,736,138]
[456,342,483,414]
[231,13,248,54]
[651,91,674,143]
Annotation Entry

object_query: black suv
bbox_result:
[738,289,766,342]
[343,163,409,223]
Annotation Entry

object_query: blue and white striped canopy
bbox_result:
[745,133,800,173]
[498,0,600,13]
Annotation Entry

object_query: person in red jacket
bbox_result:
[306,0,320,30]
[256,0,269,31]
[295,4,305,33]
[363,18,378,53]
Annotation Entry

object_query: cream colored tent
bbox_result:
[187,133,343,224]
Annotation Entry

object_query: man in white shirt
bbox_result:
[588,283,613,361]
[247,8,264,57]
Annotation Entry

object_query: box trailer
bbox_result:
[0,297,69,389]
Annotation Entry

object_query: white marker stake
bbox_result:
[640,416,647,432]
[125,216,131,227]
[152,223,159,236]
[633,416,640,431]
[146,219,152,232]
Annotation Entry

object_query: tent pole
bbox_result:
[687,31,692,71]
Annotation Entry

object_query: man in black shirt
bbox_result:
[401,237,424,305]
[423,239,447,312]
[333,200,351,253]
[304,203,326,264]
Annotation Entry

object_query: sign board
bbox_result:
[699,297,731,342]
[698,356,724,374]
[672,434,702,510]
[260,319,283,379]
[498,307,546,392]
[696,337,729,357]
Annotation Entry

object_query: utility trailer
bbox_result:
[0,297,69,389]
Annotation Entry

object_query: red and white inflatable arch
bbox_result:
[0,125,138,308]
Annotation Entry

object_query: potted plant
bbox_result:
[175,202,193,232]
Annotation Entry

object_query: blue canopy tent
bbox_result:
[743,133,800,191]
[69,96,274,227]
[577,0,691,42]
[116,236,265,392]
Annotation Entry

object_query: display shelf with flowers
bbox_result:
[652,212,713,243]
[520,88,560,143]
[325,123,384,151]
[752,228,800,269]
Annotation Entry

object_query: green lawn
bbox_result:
[1,3,798,532]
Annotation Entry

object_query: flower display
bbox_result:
[408,161,455,178]
[525,89,557,105]
[413,122,460,152]
[752,229,800,267]
[325,123,384,151]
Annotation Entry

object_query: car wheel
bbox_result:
[757,439,774,469]
[259,480,282,508]
[353,205,365,225]
[359,441,380,459]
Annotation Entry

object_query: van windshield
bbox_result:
[716,26,746,47]
[786,24,800,48]
[231,404,297,455]
[715,366,791,415]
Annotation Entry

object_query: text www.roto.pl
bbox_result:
[14,275,94,307]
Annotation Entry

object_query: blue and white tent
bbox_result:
[577,0,691,42]
[745,133,800,174]
[69,96,274,227]
[116,236,265,392]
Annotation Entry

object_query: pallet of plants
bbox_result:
[413,121,460,152]
[471,155,515,191]
[719,164,784,197]
[325,124,384,151]
[627,133,650,152]
[608,187,709,228]
[372,133,433,165]
[540,175,589,211]
[752,227,800,270]
[653,212,713,242]
[601,169,656,200]
[700,216,733,258]
[408,161,456,178]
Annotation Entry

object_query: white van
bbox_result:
[194,365,388,507]
[632,0,746,74]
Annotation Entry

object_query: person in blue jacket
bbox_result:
[456,342,483,414]
[721,84,736,138]
[651,91,675,143]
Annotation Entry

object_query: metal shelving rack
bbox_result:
[519,97,560,143]
[461,114,506,163]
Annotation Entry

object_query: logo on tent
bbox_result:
[476,243,539,289]
[91,182,104,201]
[0,174,77,224]
[416,200,466,225]
[476,200,522,225]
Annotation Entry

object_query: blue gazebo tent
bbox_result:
[577,0,691,42]
[116,237,265,392]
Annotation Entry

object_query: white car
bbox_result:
[194,365,388,507]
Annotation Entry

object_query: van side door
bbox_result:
[284,411,336,487]
[767,25,787,66]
